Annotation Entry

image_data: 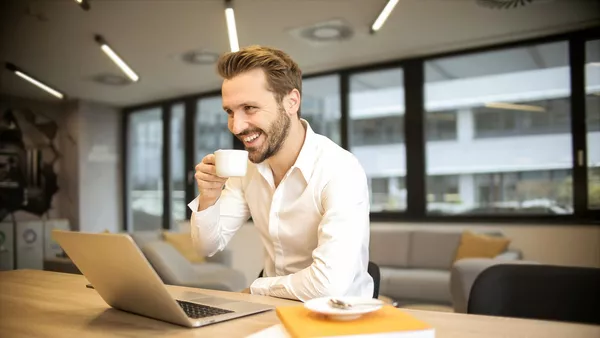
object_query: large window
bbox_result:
[170,104,186,223]
[424,41,573,215]
[195,96,232,195]
[586,39,600,210]
[123,28,599,227]
[349,68,406,211]
[128,108,163,231]
[302,75,341,144]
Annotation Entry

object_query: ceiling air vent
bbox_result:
[92,73,131,86]
[289,19,354,46]
[476,0,534,9]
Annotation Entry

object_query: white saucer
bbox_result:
[304,297,384,321]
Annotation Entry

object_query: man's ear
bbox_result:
[284,89,301,117]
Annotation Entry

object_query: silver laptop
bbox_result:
[52,230,274,328]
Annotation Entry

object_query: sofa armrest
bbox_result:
[205,249,233,267]
[450,258,537,313]
[494,249,522,261]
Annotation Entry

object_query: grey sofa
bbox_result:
[129,230,247,292]
[369,228,521,306]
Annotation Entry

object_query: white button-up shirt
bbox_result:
[188,120,373,301]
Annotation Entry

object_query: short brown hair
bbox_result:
[217,45,302,117]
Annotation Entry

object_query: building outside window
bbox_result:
[420,41,582,215]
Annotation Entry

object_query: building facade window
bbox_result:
[424,41,573,215]
[349,68,406,212]
[302,75,341,144]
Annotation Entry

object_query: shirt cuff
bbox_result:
[250,275,297,300]
[188,196,220,218]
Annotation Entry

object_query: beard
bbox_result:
[238,106,291,164]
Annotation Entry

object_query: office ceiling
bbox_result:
[0,0,598,108]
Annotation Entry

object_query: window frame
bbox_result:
[122,26,600,230]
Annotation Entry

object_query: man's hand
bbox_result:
[240,288,251,294]
[195,154,228,211]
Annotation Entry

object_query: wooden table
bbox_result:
[1,270,598,337]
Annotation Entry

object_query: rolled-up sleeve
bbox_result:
[250,159,371,301]
[189,177,251,257]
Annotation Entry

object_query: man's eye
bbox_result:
[245,106,256,111]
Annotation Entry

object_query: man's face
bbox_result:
[222,68,291,163]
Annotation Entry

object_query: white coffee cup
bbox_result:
[214,149,249,177]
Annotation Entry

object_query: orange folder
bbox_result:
[276,305,435,338]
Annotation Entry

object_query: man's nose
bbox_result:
[230,113,248,135]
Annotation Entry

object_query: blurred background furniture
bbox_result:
[450,258,538,313]
[130,230,246,292]
[467,264,600,325]
[369,228,521,307]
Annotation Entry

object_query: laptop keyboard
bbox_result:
[176,300,234,319]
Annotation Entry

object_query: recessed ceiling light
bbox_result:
[485,102,545,113]
[95,34,139,82]
[74,0,90,11]
[181,50,219,65]
[5,62,65,99]
[371,0,399,33]
[224,0,239,52]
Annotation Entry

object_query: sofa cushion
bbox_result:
[163,231,205,263]
[369,228,411,268]
[453,230,510,262]
[140,241,197,285]
[191,263,247,291]
[130,231,162,249]
[408,231,462,270]
[380,268,451,304]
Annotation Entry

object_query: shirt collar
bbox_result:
[293,119,317,182]
[255,118,317,184]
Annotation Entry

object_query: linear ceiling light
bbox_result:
[371,0,399,33]
[225,0,240,52]
[74,0,90,11]
[95,35,139,82]
[5,63,65,99]
[485,102,546,113]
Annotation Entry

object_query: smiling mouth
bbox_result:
[241,131,263,147]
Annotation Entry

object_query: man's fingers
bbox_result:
[195,172,227,183]
[197,180,225,190]
[202,154,216,165]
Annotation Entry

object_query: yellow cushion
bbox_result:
[454,231,510,262]
[162,231,205,263]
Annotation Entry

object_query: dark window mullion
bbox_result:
[340,72,350,150]
[122,111,130,231]
[569,36,588,218]
[184,99,196,221]
[162,104,172,230]
[404,59,426,218]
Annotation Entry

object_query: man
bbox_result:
[189,45,373,301]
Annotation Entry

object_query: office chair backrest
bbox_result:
[468,264,600,325]
[367,261,381,299]
[258,261,381,299]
